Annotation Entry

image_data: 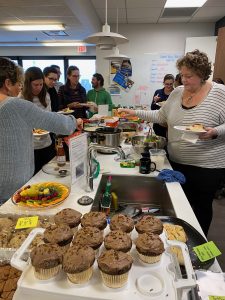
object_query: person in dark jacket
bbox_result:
[43,66,59,112]
[58,66,87,119]
[151,74,175,138]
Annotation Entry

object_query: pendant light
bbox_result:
[83,0,128,50]
[104,8,130,61]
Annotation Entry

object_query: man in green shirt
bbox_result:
[87,73,114,117]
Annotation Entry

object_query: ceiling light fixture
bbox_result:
[5,24,65,31]
[83,0,128,50]
[165,0,207,7]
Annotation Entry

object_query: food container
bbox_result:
[131,135,167,155]
[11,227,196,300]
[149,149,167,170]
[96,127,122,148]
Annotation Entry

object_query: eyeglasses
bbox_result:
[47,77,57,81]
[71,75,80,78]
[164,83,173,86]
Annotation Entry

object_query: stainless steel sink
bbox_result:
[91,174,176,217]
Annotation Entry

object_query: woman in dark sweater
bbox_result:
[58,66,87,118]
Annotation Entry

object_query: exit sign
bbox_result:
[77,46,87,53]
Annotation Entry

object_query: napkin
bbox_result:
[181,132,199,144]
[195,270,225,299]
[157,169,186,184]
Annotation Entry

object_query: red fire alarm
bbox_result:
[77,46,87,53]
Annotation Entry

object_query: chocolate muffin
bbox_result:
[97,249,133,288]
[30,244,63,280]
[104,230,132,253]
[72,226,103,250]
[63,245,95,284]
[136,232,164,264]
[135,215,163,235]
[81,212,107,230]
[54,208,82,233]
[43,224,73,250]
[110,214,134,234]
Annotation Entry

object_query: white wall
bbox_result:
[96,23,215,107]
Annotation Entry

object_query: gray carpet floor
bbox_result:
[207,197,225,271]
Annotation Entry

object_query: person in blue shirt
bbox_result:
[151,74,175,138]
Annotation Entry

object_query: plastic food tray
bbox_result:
[11,228,196,300]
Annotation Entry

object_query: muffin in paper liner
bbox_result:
[67,266,93,284]
[137,252,162,264]
[34,264,61,280]
[100,271,129,288]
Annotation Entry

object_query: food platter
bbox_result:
[11,182,70,209]
[32,129,49,136]
[174,125,206,134]
[159,216,215,270]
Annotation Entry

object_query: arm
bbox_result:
[118,108,167,124]
[11,98,78,135]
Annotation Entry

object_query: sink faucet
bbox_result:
[86,143,126,192]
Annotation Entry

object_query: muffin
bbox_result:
[110,214,134,234]
[72,226,103,251]
[81,212,107,231]
[54,208,82,234]
[63,245,95,284]
[30,244,63,280]
[97,249,133,288]
[135,215,163,235]
[136,232,164,264]
[104,230,132,253]
[43,224,73,251]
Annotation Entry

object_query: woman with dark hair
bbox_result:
[174,73,183,87]
[0,57,82,204]
[151,74,175,137]
[20,67,55,173]
[58,66,87,118]
[119,50,225,236]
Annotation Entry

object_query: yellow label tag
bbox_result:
[193,241,221,262]
[15,216,39,229]
[209,297,225,300]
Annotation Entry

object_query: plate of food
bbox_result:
[57,108,74,114]
[32,129,49,136]
[174,123,206,134]
[160,216,215,270]
[11,182,70,208]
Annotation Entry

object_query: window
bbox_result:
[22,59,65,84]
[68,59,96,92]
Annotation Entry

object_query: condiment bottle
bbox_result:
[56,138,66,167]
[101,176,112,215]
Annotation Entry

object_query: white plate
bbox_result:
[33,130,49,136]
[174,125,206,134]
[57,109,74,114]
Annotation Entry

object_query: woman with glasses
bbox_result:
[58,66,87,119]
[43,66,59,112]
[20,66,56,174]
[151,74,175,137]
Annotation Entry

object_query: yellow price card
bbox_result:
[15,216,39,229]
[193,241,221,262]
[209,297,225,300]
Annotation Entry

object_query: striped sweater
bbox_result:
[136,82,225,168]
[0,97,76,203]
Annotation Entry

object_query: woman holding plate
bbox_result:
[119,50,225,236]
[0,57,82,205]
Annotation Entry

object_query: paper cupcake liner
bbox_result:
[67,266,93,284]
[137,252,162,264]
[71,226,78,235]
[100,271,129,288]
[34,265,61,280]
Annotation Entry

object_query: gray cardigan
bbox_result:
[0,97,76,203]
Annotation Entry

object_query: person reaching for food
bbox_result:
[119,50,225,236]
[0,57,82,205]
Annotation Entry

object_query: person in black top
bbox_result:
[58,66,87,119]
[151,74,175,138]
[43,66,59,112]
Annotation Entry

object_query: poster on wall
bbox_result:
[112,59,134,91]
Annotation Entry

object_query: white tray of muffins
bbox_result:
[10,213,197,300]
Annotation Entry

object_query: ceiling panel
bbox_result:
[127,7,162,19]
[91,0,126,9]
[158,17,190,23]
[193,6,225,18]
[128,17,160,23]
[20,16,81,26]
[204,0,225,6]
[127,0,166,8]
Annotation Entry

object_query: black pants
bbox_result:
[34,143,56,175]
[170,161,225,236]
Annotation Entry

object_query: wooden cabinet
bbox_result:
[213,27,225,83]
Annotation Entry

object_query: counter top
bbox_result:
[0,145,221,272]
